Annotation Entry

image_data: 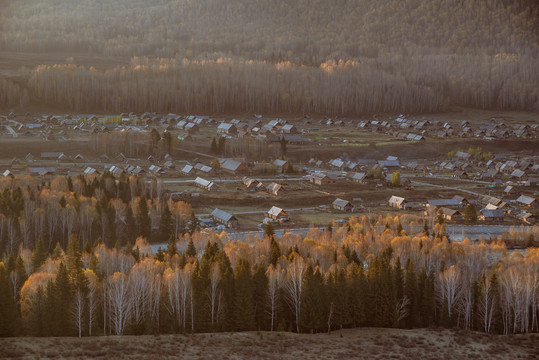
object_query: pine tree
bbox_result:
[233,259,255,331]
[67,234,83,277]
[301,266,325,333]
[158,204,173,243]
[403,259,418,328]
[54,262,73,336]
[188,211,199,234]
[15,256,27,299]
[269,237,281,265]
[124,205,137,244]
[0,264,18,336]
[29,285,47,336]
[464,204,477,223]
[167,234,177,257]
[31,237,47,272]
[186,238,197,257]
[252,263,268,330]
[136,196,151,239]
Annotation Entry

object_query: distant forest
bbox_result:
[1,174,538,337]
[0,0,538,113]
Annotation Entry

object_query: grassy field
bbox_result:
[1,328,537,359]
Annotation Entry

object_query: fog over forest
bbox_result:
[0,0,538,114]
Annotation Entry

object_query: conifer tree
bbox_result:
[186,239,197,258]
[31,237,47,272]
[167,234,177,257]
[269,237,281,265]
[301,266,325,333]
[0,264,18,336]
[124,205,137,245]
[55,262,73,336]
[158,204,173,243]
[252,263,268,330]
[233,259,255,331]
[136,196,151,239]
[404,259,418,328]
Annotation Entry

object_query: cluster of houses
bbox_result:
[355,115,537,141]
[242,176,284,196]
[388,192,537,224]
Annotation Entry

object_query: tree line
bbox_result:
[1,209,538,337]
[25,54,539,115]
[0,173,194,256]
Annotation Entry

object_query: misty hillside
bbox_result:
[1,0,538,60]
[0,0,538,114]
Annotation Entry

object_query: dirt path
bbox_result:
[411,180,485,198]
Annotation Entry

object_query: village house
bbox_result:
[194,177,217,192]
[181,164,195,175]
[194,163,214,175]
[517,212,536,224]
[351,172,367,184]
[281,124,298,134]
[332,198,353,212]
[266,183,284,196]
[149,165,165,176]
[309,172,333,185]
[219,158,247,174]
[480,209,504,222]
[438,207,462,221]
[510,169,528,181]
[217,123,237,135]
[273,159,288,173]
[211,208,239,228]
[425,199,460,209]
[388,196,407,210]
[516,195,537,208]
[267,206,289,222]
[40,152,64,160]
[452,195,469,206]
[242,176,260,189]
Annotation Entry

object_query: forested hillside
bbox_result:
[1,174,538,337]
[0,0,538,113]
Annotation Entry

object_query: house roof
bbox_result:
[516,195,536,205]
[181,165,194,173]
[211,208,236,223]
[84,167,97,175]
[41,152,64,158]
[389,196,406,205]
[510,169,526,178]
[268,206,287,217]
[310,172,329,180]
[220,158,244,172]
[217,123,236,131]
[378,160,400,167]
[329,159,345,168]
[427,199,460,207]
[267,183,283,193]
[273,159,288,167]
[483,196,503,206]
[333,198,352,208]
[352,172,366,180]
[481,209,504,218]
[438,207,461,216]
[194,177,214,188]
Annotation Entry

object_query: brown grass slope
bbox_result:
[1,328,537,360]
